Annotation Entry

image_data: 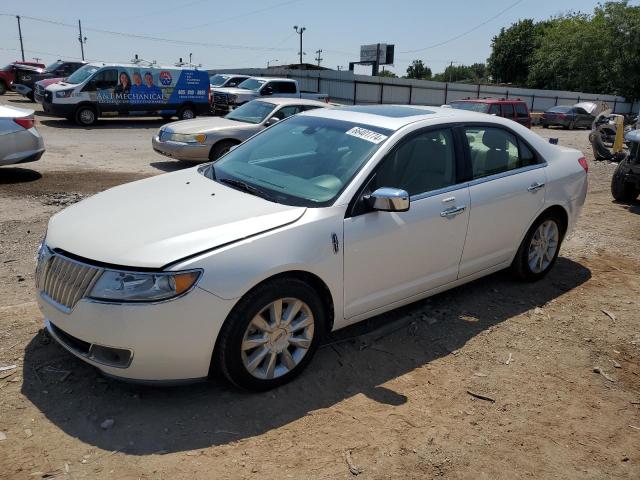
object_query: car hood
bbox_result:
[162,117,255,134]
[45,168,306,269]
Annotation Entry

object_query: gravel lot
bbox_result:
[1,93,639,479]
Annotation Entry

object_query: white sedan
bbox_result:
[0,105,45,166]
[36,105,587,390]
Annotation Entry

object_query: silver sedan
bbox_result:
[152,98,329,161]
[0,105,45,166]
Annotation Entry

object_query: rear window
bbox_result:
[515,103,528,117]
[449,102,489,113]
[502,104,515,117]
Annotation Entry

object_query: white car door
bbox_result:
[458,125,547,278]
[343,128,470,319]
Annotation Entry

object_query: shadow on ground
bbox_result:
[0,167,42,184]
[150,160,202,173]
[21,258,591,455]
[38,118,169,130]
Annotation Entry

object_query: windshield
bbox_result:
[449,102,489,113]
[44,61,63,73]
[225,101,275,124]
[65,64,100,84]
[237,78,267,91]
[206,115,392,207]
[548,106,572,113]
[210,74,230,86]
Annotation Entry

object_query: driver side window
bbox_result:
[370,128,457,197]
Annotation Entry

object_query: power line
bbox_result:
[399,0,525,54]
[0,13,301,53]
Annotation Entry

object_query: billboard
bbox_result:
[360,44,395,65]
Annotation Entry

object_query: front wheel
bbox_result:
[214,278,325,390]
[611,160,639,202]
[75,105,97,126]
[209,140,238,161]
[511,213,565,281]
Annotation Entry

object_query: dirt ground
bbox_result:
[0,93,638,479]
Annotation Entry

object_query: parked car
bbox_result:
[541,105,595,130]
[0,61,45,95]
[209,73,250,89]
[611,129,640,202]
[448,98,531,128]
[153,98,329,161]
[212,77,328,115]
[34,77,65,104]
[11,60,86,101]
[43,63,210,125]
[35,105,587,389]
[0,105,45,166]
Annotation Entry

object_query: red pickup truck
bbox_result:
[0,61,45,95]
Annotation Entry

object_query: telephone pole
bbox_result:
[78,20,87,61]
[314,49,323,67]
[293,25,306,66]
[16,16,25,61]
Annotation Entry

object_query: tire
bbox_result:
[161,115,173,121]
[26,91,35,102]
[209,140,238,161]
[74,105,97,126]
[511,212,565,282]
[568,120,576,130]
[214,277,326,391]
[177,105,196,120]
[611,161,639,202]
[542,124,549,129]
[0,82,6,95]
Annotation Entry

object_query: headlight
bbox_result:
[89,270,201,302]
[227,94,238,103]
[55,89,74,98]
[167,133,207,143]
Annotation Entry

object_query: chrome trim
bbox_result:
[370,187,410,212]
[527,182,545,192]
[440,205,466,217]
[411,183,468,202]
[468,163,547,188]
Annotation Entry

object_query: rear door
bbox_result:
[501,103,516,123]
[271,81,298,98]
[459,124,546,277]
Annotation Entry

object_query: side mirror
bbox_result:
[265,116,280,126]
[368,187,410,212]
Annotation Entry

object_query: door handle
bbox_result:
[527,182,545,192]
[440,205,466,218]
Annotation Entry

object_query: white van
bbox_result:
[43,63,210,126]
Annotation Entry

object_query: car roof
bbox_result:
[453,98,525,104]
[212,73,249,77]
[255,97,328,107]
[300,104,492,130]
[246,77,295,82]
[85,62,201,70]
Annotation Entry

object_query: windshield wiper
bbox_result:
[219,177,274,201]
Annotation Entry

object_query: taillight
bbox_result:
[557,114,566,120]
[14,116,34,129]
[578,157,588,173]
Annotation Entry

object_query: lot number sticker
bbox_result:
[345,127,388,144]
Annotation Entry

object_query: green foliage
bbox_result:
[487,1,640,100]
[405,60,432,80]
[433,63,488,83]
[377,69,398,78]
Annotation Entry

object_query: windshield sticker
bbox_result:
[345,127,388,144]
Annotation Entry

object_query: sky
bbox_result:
[0,0,635,76]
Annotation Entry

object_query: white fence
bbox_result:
[211,67,640,114]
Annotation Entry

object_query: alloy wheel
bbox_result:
[240,298,314,380]
[527,220,559,273]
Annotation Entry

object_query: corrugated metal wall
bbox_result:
[210,68,639,114]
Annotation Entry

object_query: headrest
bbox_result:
[482,129,507,150]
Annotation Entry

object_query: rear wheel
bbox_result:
[568,120,576,130]
[214,278,325,390]
[542,124,549,129]
[75,105,97,126]
[511,212,565,281]
[209,140,238,161]
[0,82,6,95]
[177,105,196,120]
[611,160,639,202]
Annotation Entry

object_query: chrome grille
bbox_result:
[213,92,228,105]
[36,250,102,311]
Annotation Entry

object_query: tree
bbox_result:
[378,69,397,78]
[432,63,488,83]
[405,60,432,80]
[487,19,547,84]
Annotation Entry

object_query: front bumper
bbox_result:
[152,135,211,161]
[37,285,236,381]
[42,101,76,117]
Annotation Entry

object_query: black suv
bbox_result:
[611,130,640,202]
[17,60,86,101]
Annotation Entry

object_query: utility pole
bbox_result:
[293,25,306,66]
[267,59,278,68]
[16,16,25,61]
[314,49,323,67]
[448,61,455,83]
[78,20,87,61]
